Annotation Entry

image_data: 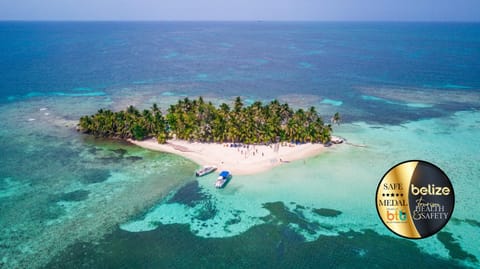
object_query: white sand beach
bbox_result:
[129,139,329,175]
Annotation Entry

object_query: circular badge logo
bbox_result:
[376,160,454,239]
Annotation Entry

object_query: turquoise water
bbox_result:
[0,22,479,268]
[119,110,480,266]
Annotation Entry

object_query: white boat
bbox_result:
[195,165,217,177]
[330,136,344,144]
[215,171,231,188]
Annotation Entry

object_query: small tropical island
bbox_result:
[78,97,341,175]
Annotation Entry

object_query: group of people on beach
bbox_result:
[221,142,292,163]
[223,143,267,159]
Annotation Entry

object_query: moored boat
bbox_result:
[195,165,217,177]
[330,136,344,144]
[215,170,232,188]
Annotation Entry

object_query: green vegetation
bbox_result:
[78,97,337,144]
[331,112,341,125]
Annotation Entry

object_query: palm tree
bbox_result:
[79,96,336,145]
[233,96,243,113]
[127,105,139,116]
[331,112,341,125]
[151,103,160,115]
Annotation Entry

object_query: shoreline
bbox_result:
[129,139,330,175]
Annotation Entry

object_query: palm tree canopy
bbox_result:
[78,97,336,144]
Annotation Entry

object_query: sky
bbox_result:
[0,0,479,21]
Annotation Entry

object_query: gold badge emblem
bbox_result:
[376,160,454,239]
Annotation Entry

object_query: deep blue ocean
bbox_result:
[0,22,479,269]
[1,22,480,122]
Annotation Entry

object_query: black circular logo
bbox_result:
[376,160,455,239]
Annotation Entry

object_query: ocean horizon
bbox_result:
[0,21,479,268]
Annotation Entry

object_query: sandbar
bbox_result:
[129,139,329,175]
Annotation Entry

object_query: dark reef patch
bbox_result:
[45,223,471,269]
[110,148,127,157]
[195,199,217,221]
[262,202,319,236]
[165,180,218,221]
[451,218,480,228]
[224,215,242,226]
[125,156,143,162]
[464,219,480,228]
[57,190,90,202]
[313,208,342,217]
[295,204,306,210]
[87,146,100,155]
[167,181,207,207]
[80,169,111,184]
[437,232,478,263]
